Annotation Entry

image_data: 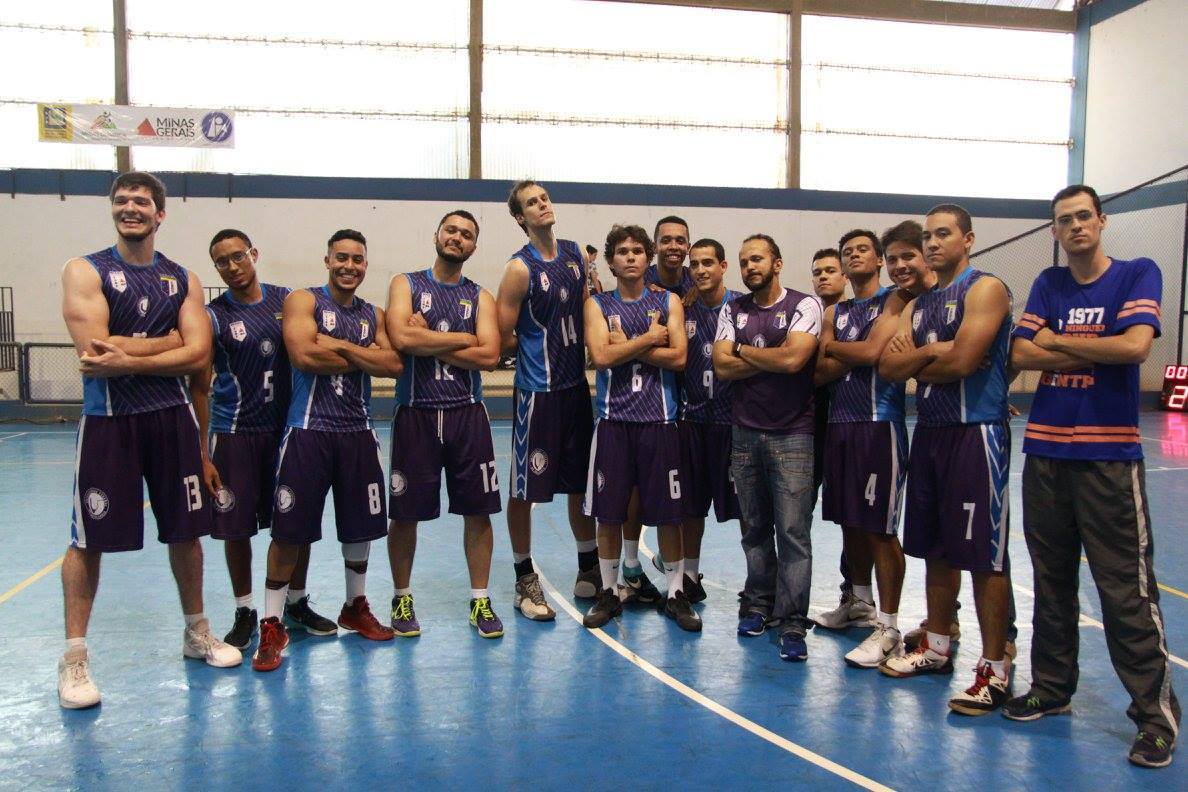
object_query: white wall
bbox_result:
[2,193,1042,343]
[1084,0,1188,192]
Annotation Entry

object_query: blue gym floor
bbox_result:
[2,412,1187,790]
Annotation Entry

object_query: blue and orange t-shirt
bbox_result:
[1013,257,1161,461]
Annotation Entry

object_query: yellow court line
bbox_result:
[1079,555,1188,600]
[536,568,894,792]
[0,556,65,606]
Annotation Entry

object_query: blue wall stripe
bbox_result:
[1,168,1053,220]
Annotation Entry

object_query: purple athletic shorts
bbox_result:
[70,404,211,552]
[388,403,501,521]
[270,427,388,545]
[678,420,741,522]
[586,419,682,526]
[209,431,280,540]
[903,422,1010,572]
[821,421,908,535]
[510,382,594,503]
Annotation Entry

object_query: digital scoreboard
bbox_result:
[1162,365,1188,411]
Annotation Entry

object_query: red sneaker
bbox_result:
[337,596,395,641]
[252,617,289,672]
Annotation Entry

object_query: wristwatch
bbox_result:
[732,341,744,357]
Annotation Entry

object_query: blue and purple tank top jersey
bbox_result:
[828,286,905,424]
[207,283,291,434]
[82,246,192,416]
[286,286,378,432]
[644,264,694,297]
[397,269,483,409]
[681,289,737,424]
[592,289,679,423]
[910,268,1010,426]
[512,239,586,392]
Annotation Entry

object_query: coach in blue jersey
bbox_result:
[384,210,505,639]
[714,234,822,662]
[496,181,598,616]
[191,229,336,651]
[1007,185,1180,767]
[814,229,910,668]
[879,205,1014,716]
[252,230,403,672]
[58,172,241,709]
[583,224,696,631]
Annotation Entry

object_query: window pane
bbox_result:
[3,0,113,28]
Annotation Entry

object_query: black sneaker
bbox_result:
[683,573,706,603]
[1129,731,1175,768]
[620,567,662,605]
[284,595,338,636]
[583,588,623,629]
[1001,692,1072,722]
[664,591,702,633]
[223,606,257,649]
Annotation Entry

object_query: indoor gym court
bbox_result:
[0,414,1185,789]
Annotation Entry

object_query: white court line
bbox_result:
[1146,466,1188,472]
[535,568,894,792]
[1141,435,1188,446]
[0,432,30,442]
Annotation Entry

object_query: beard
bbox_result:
[116,221,156,242]
[436,240,472,266]
[744,270,774,294]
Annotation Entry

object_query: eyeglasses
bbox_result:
[1055,210,1098,227]
[213,250,250,270]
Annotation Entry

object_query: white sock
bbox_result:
[926,631,951,655]
[471,588,489,600]
[394,587,412,597]
[264,586,288,621]
[878,611,898,630]
[342,542,370,603]
[285,588,305,604]
[598,557,620,591]
[576,539,597,554]
[684,557,700,579]
[985,657,1007,680]
[183,612,205,629]
[853,584,874,604]
[65,637,86,653]
[664,559,683,599]
[512,552,530,564]
[623,540,640,568]
[235,594,254,609]
[345,567,366,603]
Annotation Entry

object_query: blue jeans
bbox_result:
[731,427,814,636]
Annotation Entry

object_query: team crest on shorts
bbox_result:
[390,471,407,496]
[159,275,179,296]
[685,320,697,338]
[83,488,109,520]
[214,487,235,513]
[775,311,787,329]
[912,310,922,331]
[230,320,247,342]
[702,342,713,358]
[736,313,748,329]
[459,299,473,320]
[259,338,275,356]
[596,471,605,492]
[108,271,127,293]
[137,296,150,317]
[420,293,432,313]
[360,319,370,341]
[322,311,337,332]
[529,449,548,475]
[945,300,958,324]
[754,335,767,348]
[276,485,296,513]
[539,272,551,292]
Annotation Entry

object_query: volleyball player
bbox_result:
[384,211,504,638]
[252,230,402,672]
[59,172,240,709]
[644,216,695,295]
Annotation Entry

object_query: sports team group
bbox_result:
[55,172,1178,768]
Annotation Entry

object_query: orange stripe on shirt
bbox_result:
[1026,423,1139,435]
[1117,306,1161,319]
[1122,299,1159,309]
[1025,430,1141,444]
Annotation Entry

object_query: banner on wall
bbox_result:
[36,104,236,148]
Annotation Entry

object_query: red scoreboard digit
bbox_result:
[1162,364,1188,411]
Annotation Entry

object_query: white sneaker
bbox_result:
[58,647,101,709]
[879,643,954,678]
[183,618,243,668]
[813,591,876,630]
[514,572,556,621]
[844,624,903,669]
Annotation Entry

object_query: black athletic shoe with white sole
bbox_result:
[223,606,257,650]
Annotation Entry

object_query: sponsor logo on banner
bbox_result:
[420,293,432,313]
[39,105,71,141]
[201,112,233,143]
[37,104,236,148]
[322,311,336,331]
[459,299,472,320]
[90,112,116,131]
[230,321,247,342]
[109,271,127,293]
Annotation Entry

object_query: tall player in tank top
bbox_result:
[813,229,910,669]
[57,172,241,710]
[878,205,1014,716]
[495,181,598,617]
[251,229,403,672]
[384,211,505,639]
[191,229,336,652]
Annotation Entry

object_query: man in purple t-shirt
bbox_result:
[713,234,822,662]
